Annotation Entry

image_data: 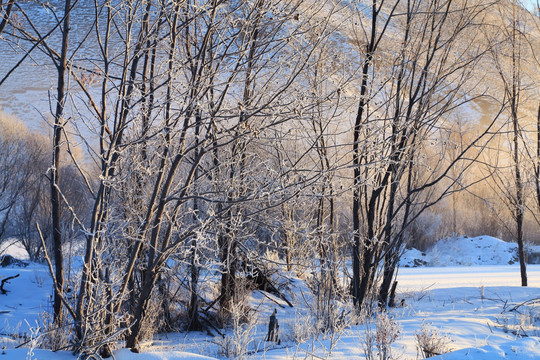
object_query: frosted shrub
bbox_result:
[24,321,41,360]
[216,301,257,359]
[375,313,401,360]
[291,311,316,343]
[415,322,452,358]
[217,330,254,360]
[362,312,401,360]
[35,311,71,352]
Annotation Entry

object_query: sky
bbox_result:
[522,0,539,12]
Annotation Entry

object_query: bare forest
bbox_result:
[0,0,539,357]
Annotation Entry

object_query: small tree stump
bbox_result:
[266,308,280,344]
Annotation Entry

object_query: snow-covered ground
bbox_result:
[1,236,540,359]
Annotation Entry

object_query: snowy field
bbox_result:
[1,236,540,359]
[398,265,540,290]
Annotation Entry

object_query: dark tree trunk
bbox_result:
[510,3,526,286]
[218,2,262,313]
[188,259,202,331]
[352,0,396,311]
[51,0,72,325]
[388,280,398,308]
[0,0,15,35]
[536,104,540,214]
[378,253,395,308]
[188,113,202,332]
[219,231,237,311]
[126,269,158,350]
[352,51,374,312]
[266,309,280,343]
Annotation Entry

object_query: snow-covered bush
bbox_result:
[216,300,257,359]
[415,321,452,358]
[290,311,316,343]
[33,311,71,352]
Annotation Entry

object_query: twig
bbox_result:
[508,297,540,313]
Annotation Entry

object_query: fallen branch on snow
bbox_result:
[0,274,20,294]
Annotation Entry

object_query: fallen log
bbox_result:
[246,266,293,308]
[258,290,286,309]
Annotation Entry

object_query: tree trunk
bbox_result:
[188,114,202,332]
[126,269,158,350]
[352,51,374,312]
[51,0,72,325]
[514,103,527,286]
[511,0,526,286]
[188,258,202,331]
[219,230,237,312]
[378,252,395,308]
[536,103,540,212]
[0,0,15,35]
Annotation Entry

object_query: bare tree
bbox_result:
[4,0,536,355]
[4,0,83,325]
[49,0,72,324]
[348,0,498,309]
[9,0,338,354]
[483,0,539,286]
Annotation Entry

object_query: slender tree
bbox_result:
[485,0,533,287]
[49,0,72,325]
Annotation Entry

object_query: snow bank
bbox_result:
[401,235,524,267]
[0,239,30,260]
[399,247,429,268]
[429,235,518,266]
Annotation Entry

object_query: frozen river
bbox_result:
[0,0,114,130]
